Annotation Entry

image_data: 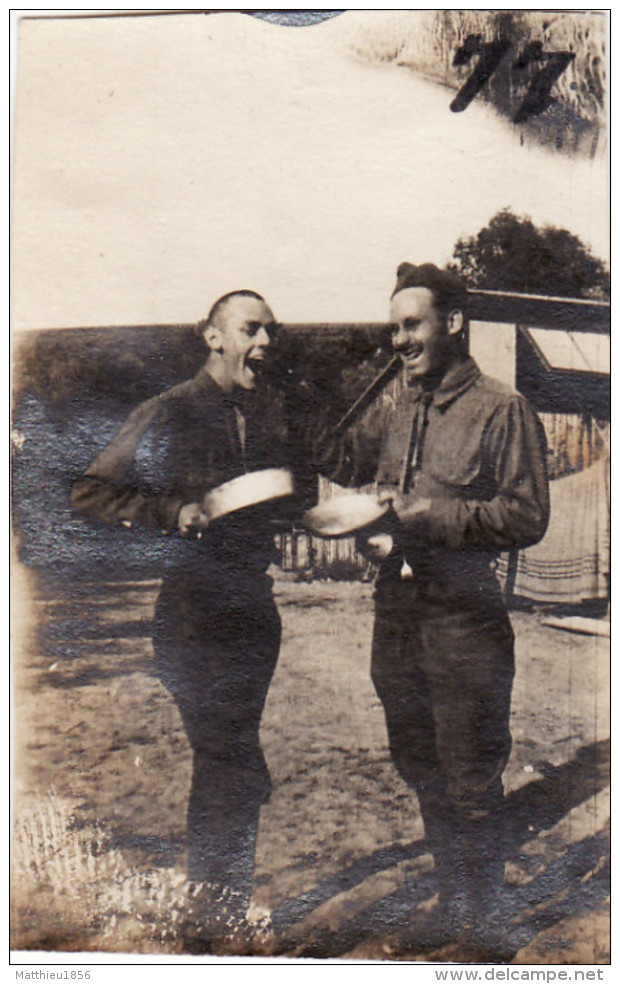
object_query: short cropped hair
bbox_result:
[195,289,266,337]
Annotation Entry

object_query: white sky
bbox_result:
[11,11,609,330]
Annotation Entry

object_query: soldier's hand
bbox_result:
[178,502,210,537]
[377,490,431,527]
[356,532,394,562]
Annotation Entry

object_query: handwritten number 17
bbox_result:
[450,36,575,122]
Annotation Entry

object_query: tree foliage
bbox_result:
[449,208,609,299]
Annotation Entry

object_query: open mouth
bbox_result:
[245,356,265,377]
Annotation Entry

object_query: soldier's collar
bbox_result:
[195,367,247,408]
[410,356,480,409]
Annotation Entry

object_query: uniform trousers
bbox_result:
[153,564,280,929]
[371,576,515,914]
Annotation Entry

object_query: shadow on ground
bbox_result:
[269,740,610,960]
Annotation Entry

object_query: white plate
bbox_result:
[203,468,295,521]
[302,494,390,537]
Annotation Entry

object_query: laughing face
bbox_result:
[389,287,461,384]
[204,294,278,392]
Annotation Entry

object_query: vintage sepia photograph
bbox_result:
[11,9,610,966]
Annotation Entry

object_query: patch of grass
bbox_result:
[11,792,190,953]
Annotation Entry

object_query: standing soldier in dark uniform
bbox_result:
[323,264,550,953]
[71,290,291,953]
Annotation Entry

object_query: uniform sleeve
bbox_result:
[419,396,550,551]
[70,399,185,533]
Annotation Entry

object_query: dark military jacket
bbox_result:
[71,368,289,574]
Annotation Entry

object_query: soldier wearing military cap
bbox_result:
[325,263,550,951]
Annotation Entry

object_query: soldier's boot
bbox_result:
[417,792,465,946]
[456,812,514,960]
[181,813,260,955]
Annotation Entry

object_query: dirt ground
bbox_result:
[11,567,610,963]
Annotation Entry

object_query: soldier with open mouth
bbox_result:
[71,289,293,953]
